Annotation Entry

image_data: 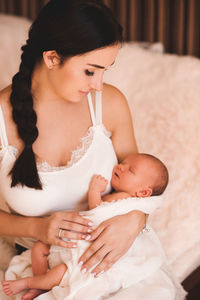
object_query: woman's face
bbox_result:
[45,44,120,103]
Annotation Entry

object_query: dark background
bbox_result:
[0,0,200,57]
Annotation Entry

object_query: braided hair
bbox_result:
[9,0,123,189]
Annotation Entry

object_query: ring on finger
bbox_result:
[58,228,63,239]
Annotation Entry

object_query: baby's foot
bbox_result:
[1,279,28,296]
[22,288,46,300]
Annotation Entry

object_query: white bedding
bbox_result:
[4,197,186,300]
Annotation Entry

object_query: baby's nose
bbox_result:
[118,164,127,171]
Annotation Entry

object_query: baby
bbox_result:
[2,153,169,298]
[88,152,168,209]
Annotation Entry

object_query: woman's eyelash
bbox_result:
[85,70,94,76]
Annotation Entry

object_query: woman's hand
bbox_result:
[78,210,146,276]
[32,211,94,248]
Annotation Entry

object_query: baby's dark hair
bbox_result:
[9,0,123,189]
[141,153,169,196]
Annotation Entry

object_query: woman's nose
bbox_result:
[90,75,103,91]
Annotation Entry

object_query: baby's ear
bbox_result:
[136,188,152,198]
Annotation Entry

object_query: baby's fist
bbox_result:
[90,175,108,193]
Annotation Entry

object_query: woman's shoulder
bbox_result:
[0,85,12,108]
[102,83,127,106]
[0,86,12,148]
[0,86,13,127]
[0,86,21,149]
[101,83,131,126]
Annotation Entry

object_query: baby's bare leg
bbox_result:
[31,241,50,275]
[1,263,67,296]
[21,241,50,300]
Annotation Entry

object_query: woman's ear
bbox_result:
[43,50,60,69]
[136,188,152,198]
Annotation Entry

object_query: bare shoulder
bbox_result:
[102,83,128,108]
[0,86,13,128]
[0,86,12,147]
[0,86,21,149]
[0,86,12,106]
[102,83,131,132]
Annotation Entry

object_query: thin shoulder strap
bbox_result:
[0,105,9,149]
[87,92,96,126]
[95,91,102,125]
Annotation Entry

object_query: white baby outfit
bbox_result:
[42,197,186,300]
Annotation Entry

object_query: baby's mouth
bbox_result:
[114,171,120,179]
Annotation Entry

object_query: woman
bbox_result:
[0,0,145,299]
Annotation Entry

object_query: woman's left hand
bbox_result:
[78,210,145,277]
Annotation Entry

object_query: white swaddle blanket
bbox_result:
[5,196,186,300]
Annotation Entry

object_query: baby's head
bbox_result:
[111,153,169,197]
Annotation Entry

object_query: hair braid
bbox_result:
[9,43,42,189]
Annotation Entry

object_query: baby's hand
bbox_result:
[89,175,108,193]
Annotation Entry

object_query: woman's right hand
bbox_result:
[33,211,93,248]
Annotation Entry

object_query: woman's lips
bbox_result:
[79,90,89,95]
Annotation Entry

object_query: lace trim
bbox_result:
[0,125,111,172]
[37,126,95,171]
[67,126,94,168]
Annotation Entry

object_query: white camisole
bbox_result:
[0,91,117,248]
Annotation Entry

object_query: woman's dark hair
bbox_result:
[9,0,123,189]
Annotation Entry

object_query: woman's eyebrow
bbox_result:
[87,61,115,69]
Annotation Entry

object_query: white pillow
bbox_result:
[0,14,31,90]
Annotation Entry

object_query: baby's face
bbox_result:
[111,154,155,196]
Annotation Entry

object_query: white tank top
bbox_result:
[0,91,117,248]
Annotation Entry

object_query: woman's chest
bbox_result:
[0,131,117,216]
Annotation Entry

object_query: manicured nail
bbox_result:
[78,261,83,266]
[85,235,91,241]
[72,244,77,248]
[82,235,86,239]
[88,222,93,226]
[87,228,92,233]
[98,270,104,276]
[81,268,87,274]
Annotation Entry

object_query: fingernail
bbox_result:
[81,268,87,274]
[78,261,83,266]
[85,235,91,241]
[72,244,77,248]
[88,222,93,226]
[97,270,104,277]
[87,228,92,233]
[82,235,86,239]
[79,212,86,216]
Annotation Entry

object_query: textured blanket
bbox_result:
[4,196,186,300]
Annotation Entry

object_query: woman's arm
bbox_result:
[0,209,94,248]
[103,83,138,160]
[78,84,145,276]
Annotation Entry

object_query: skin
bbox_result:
[88,153,157,210]
[111,154,155,197]
[0,44,145,284]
